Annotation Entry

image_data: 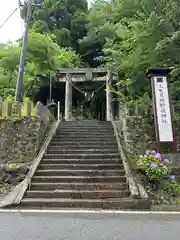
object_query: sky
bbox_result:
[0,0,23,43]
[0,0,92,43]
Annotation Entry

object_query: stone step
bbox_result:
[52,138,116,142]
[59,124,112,127]
[38,163,122,170]
[41,159,122,165]
[48,145,118,150]
[55,133,115,137]
[56,131,114,135]
[59,123,112,125]
[57,130,114,134]
[52,136,116,140]
[49,142,117,146]
[50,140,117,145]
[17,120,150,210]
[20,198,150,209]
[60,121,111,125]
[35,169,125,177]
[46,149,119,154]
[30,182,128,191]
[25,189,130,199]
[58,126,113,129]
[57,128,114,132]
[43,153,120,160]
[32,175,126,183]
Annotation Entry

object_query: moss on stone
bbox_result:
[4,163,29,174]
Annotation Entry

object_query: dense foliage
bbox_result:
[1,0,180,103]
[21,0,88,52]
[82,0,180,101]
[0,32,81,100]
[137,150,170,183]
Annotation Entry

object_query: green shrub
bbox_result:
[136,150,169,183]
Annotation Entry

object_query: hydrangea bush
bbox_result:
[136,150,180,204]
[137,150,175,185]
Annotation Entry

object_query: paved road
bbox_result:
[0,212,179,240]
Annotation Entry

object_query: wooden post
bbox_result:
[106,70,112,121]
[65,74,72,121]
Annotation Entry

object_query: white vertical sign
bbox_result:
[153,76,173,142]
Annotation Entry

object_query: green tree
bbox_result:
[0,31,81,100]
[22,0,88,51]
[86,0,180,99]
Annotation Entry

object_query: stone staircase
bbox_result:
[20,120,147,209]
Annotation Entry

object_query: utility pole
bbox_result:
[15,0,33,102]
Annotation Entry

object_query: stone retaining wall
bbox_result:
[0,102,52,181]
[115,106,154,155]
[175,120,180,152]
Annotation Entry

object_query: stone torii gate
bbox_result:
[57,68,118,121]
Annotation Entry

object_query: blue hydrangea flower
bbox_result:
[24,116,31,120]
[151,163,158,169]
[145,150,150,155]
[162,159,170,164]
[154,153,161,160]
[170,175,176,181]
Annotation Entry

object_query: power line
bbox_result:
[0,8,18,31]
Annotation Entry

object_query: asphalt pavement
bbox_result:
[0,212,179,240]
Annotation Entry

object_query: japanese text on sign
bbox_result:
[154,76,173,142]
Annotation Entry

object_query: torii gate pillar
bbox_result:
[58,68,116,121]
[65,74,72,121]
[106,70,112,121]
